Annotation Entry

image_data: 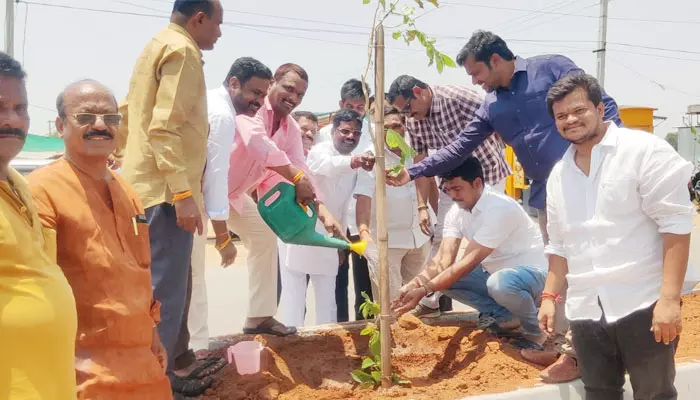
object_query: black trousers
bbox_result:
[336,233,373,322]
[570,302,678,400]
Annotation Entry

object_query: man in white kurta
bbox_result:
[280,109,375,327]
[355,108,434,301]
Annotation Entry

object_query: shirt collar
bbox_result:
[217,85,236,115]
[428,85,445,115]
[262,96,289,131]
[471,185,492,215]
[168,23,203,57]
[513,56,528,74]
[562,121,618,165]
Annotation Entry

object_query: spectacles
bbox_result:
[72,113,122,127]
[337,128,361,136]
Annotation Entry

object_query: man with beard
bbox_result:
[28,80,171,399]
[229,63,345,336]
[188,57,273,352]
[0,51,77,400]
[279,109,374,327]
[386,31,622,382]
[115,0,224,395]
[540,73,696,400]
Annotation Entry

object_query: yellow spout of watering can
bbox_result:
[257,182,368,255]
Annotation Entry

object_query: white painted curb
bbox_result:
[461,361,700,400]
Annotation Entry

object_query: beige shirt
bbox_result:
[117,23,208,208]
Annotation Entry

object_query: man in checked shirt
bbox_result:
[387,75,511,318]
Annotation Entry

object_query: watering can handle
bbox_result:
[298,202,310,213]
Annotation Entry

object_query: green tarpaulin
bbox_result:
[23,134,64,152]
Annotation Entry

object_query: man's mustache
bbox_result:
[83,130,113,139]
[0,127,27,138]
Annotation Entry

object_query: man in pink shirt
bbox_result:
[229,63,344,336]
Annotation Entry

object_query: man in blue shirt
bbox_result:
[387,30,622,384]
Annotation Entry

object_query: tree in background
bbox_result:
[665,132,678,150]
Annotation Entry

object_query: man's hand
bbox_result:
[391,287,426,317]
[217,239,238,268]
[295,175,317,207]
[173,196,203,234]
[151,328,168,372]
[538,298,557,337]
[317,204,347,241]
[652,297,683,344]
[418,208,432,237]
[360,152,376,171]
[386,167,411,187]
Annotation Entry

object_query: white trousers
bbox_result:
[279,266,337,328]
[368,241,431,302]
[421,179,506,309]
[188,220,209,351]
[227,195,279,318]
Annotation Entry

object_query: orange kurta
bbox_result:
[28,159,171,400]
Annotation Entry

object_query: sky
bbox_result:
[3,0,700,138]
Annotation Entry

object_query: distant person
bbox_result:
[29,80,171,399]
[386,30,623,383]
[188,57,273,352]
[316,78,375,322]
[540,73,696,399]
[227,63,345,336]
[292,111,319,157]
[115,0,225,396]
[0,51,77,400]
[280,109,374,327]
[355,107,434,301]
[386,74,511,318]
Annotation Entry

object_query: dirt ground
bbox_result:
[199,292,700,400]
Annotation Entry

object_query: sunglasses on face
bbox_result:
[72,113,122,127]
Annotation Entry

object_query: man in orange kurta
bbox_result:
[28,80,171,400]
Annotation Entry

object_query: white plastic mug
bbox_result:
[226,341,264,375]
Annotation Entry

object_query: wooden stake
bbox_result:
[373,23,392,389]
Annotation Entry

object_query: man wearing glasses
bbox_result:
[28,80,172,399]
[386,74,511,318]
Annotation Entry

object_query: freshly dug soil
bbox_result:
[200,293,700,400]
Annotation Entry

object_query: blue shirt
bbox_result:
[408,55,621,210]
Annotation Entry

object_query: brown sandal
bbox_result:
[243,318,297,336]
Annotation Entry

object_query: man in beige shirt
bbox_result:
[116,1,223,396]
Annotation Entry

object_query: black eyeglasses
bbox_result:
[72,113,122,127]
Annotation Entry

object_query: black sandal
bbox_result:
[170,375,213,397]
[242,318,297,336]
[182,357,227,380]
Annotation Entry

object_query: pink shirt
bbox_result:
[228,97,322,213]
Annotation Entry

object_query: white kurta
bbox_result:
[282,140,359,276]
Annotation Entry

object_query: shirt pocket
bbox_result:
[598,177,639,216]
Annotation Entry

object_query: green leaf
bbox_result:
[351,370,375,384]
[360,323,376,336]
[380,0,386,8]
[416,31,428,47]
[436,55,445,73]
[427,0,439,7]
[375,354,382,364]
[392,31,402,40]
[363,0,371,4]
[362,357,377,369]
[414,0,425,8]
[369,332,382,358]
[426,45,435,60]
[440,52,457,68]
[692,126,698,135]
[371,371,382,383]
[406,30,416,41]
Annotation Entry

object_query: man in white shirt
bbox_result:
[315,78,374,322]
[279,109,374,327]
[392,157,549,349]
[188,57,272,350]
[355,107,434,301]
[539,74,696,400]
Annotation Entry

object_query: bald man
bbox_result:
[28,80,173,399]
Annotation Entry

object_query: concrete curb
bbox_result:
[461,361,700,400]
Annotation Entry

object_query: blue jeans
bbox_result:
[445,266,547,336]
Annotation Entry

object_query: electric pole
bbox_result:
[5,0,14,56]
[595,0,609,87]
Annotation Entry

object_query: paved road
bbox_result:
[201,215,700,338]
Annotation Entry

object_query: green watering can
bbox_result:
[258,182,367,255]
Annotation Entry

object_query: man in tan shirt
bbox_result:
[116,0,224,396]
